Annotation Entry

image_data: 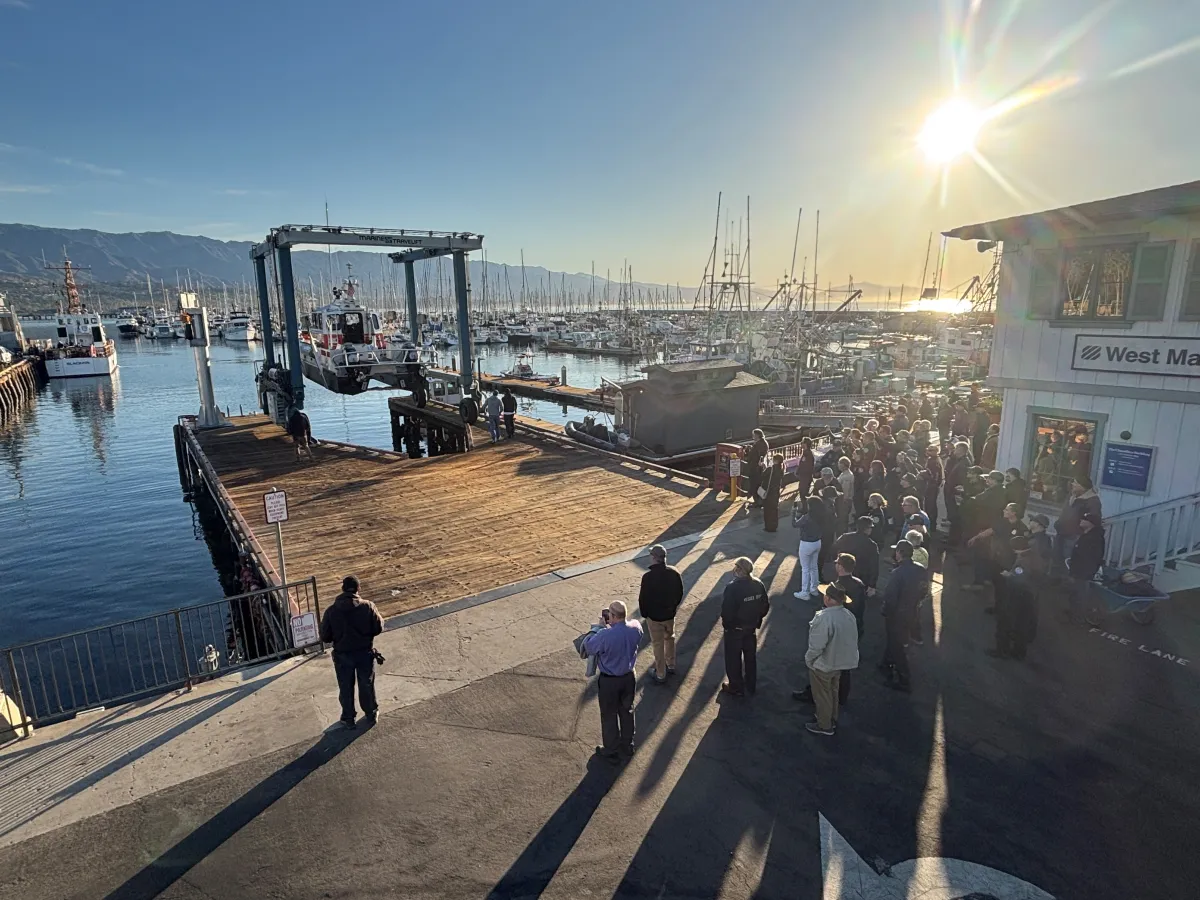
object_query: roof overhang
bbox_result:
[943,179,1200,242]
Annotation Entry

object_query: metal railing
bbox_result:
[1103,492,1200,576]
[759,392,874,413]
[1,577,322,733]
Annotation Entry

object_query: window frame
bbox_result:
[1024,406,1107,507]
[1055,241,1138,322]
[1179,239,1200,321]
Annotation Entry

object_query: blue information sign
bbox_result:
[1100,442,1155,494]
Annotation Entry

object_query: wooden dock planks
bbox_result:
[195,416,728,619]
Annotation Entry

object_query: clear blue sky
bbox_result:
[2,0,1198,293]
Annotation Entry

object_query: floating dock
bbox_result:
[179,415,726,619]
[428,368,615,412]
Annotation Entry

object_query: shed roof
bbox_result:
[943,179,1200,242]
[723,371,769,389]
[645,358,745,375]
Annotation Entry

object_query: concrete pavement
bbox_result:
[3,510,1200,898]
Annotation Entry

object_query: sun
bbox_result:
[917,97,983,164]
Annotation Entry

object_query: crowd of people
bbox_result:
[569,391,1114,755]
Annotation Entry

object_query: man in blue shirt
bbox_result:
[583,599,643,761]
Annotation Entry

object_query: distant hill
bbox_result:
[0,223,915,313]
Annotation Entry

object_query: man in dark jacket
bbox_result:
[879,541,927,692]
[501,387,518,438]
[1055,474,1103,573]
[991,538,1038,660]
[943,442,970,546]
[745,429,770,508]
[833,517,880,591]
[638,544,685,684]
[319,575,385,728]
[1067,513,1105,624]
[720,556,770,697]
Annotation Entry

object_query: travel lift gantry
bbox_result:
[249,225,485,422]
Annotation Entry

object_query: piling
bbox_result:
[0,360,40,423]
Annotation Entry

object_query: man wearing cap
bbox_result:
[583,599,643,761]
[1027,513,1054,579]
[638,544,685,684]
[834,516,880,593]
[803,584,860,736]
[720,556,771,697]
[1067,512,1106,624]
[991,537,1038,660]
[319,575,385,729]
[879,540,927,692]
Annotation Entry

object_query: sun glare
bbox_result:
[917,98,983,164]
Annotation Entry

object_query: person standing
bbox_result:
[793,495,826,601]
[638,545,684,684]
[1005,467,1029,518]
[833,517,880,594]
[794,437,816,500]
[802,585,860,736]
[794,554,867,708]
[879,540,927,693]
[720,556,770,697]
[319,575,384,729]
[943,442,970,546]
[990,537,1038,660]
[583,600,643,761]
[972,408,992,463]
[837,457,856,526]
[745,429,770,509]
[923,446,944,529]
[501,386,517,439]
[1067,513,1105,624]
[1055,475,1103,573]
[761,454,784,533]
[484,388,503,443]
[980,423,1000,469]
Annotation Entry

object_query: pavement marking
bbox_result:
[1087,628,1191,666]
[821,813,1054,899]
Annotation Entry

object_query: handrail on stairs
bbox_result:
[1102,490,1200,526]
[1102,492,1200,576]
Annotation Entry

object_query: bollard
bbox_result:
[561,366,567,386]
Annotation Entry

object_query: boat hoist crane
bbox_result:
[249,225,484,421]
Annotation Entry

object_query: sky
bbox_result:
[2,0,1199,296]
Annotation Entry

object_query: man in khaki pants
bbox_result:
[803,584,860,736]
[637,545,685,684]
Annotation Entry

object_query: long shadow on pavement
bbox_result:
[101,725,363,900]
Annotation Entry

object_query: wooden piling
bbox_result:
[0,360,39,423]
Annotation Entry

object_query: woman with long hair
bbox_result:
[792,494,827,601]
[761,454,784,533]
[795,436,816,499]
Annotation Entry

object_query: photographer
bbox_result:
[319,575,385,729]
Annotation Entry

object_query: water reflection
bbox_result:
[49,372,121,468]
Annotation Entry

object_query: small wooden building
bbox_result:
[616,359,767,456]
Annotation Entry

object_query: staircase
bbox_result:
[1103,492,1200,592]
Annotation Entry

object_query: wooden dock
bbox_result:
[184,416,728,619]
[428,368,615,412]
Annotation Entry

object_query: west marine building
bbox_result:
[945,180,1200,522]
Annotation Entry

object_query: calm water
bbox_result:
[1,334,642,646]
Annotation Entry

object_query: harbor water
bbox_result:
[1,333,645,646]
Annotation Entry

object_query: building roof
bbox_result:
[723,371,769,389]
[943,179,1200,242]
[645,358,745,375]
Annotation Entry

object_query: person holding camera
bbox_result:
[583,600,643,762]
[319,575,385,729]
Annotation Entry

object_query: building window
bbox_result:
[1058,243,1135,319]
[1028,414,1097,504]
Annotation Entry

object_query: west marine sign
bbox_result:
[1071,334,1200,378]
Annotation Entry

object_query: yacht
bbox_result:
[222,310,258,342]
[147,309,179,340]
[43,258,118,378]
[114,313,140,337]
[0,293,25,353]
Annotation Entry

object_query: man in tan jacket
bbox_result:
[804,584,860,736]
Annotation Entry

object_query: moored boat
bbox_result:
[43,258,118,379]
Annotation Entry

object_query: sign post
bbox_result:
[264,488,289,587]
[728,458,742,501]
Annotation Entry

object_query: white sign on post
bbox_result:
[264,490,289,524]
[729,458,742,478]
[290,612,318,647]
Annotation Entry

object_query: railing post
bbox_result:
[174,611,193,691]
[311,577,326,653]
[1153,509,1173,577]
[5,649,31,739]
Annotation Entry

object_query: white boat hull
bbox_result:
[223,325,258,342]
[46,352,118,379]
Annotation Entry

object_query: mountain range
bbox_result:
[0,223,911,312]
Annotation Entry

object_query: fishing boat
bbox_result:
[502,352,560,384]
[299,267,411,395]
[222,310,258,342]
[43,258,118,379]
